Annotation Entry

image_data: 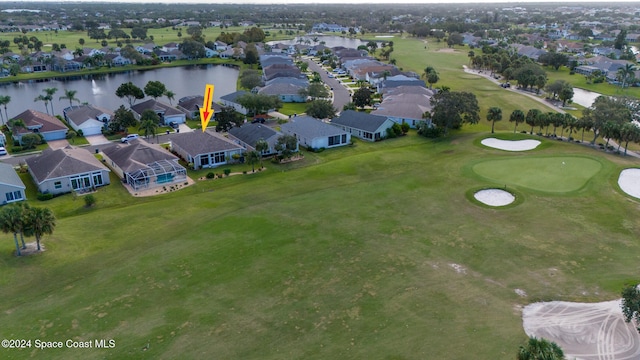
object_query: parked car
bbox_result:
[0,147,7,156]
[169,121,179,129]
[501,82,511,88]
[120,134,139,143]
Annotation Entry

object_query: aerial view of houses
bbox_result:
[1,2,640,360]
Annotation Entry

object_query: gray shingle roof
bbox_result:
[26,145,109,183]
[177,95,223,113]
[281,115,347,139]
[0,163,25,189]
[11,109,67,136]
[130,99,186,117]
[257,82,305,96]
[331,110,391,132]
[64,104,113,126]
[228,123,281,147]
[102,139,178,174]
[220,90,247,102]
[171,130,244,157]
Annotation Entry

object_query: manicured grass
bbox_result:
[279,102,307,116]
[472,155,603,193]
[1,130,640,359]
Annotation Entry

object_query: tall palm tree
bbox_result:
[59,89,80,108]
[487,106,502,134]
[0,95,10,125]
[255,138,269,169]
[0,204,25,256]
[516,337,564,360]
[138,119,158,142]
[43,88,58,115]
[245,150,260,173]
[617,63,636,89]
[164,90,175,105]
[509,109,525,133]
[24,207,56,252]
[34,94,50,115]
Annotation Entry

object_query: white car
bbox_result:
[0,147,6,156]
[120,134,139,143]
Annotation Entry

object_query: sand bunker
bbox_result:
[618,168,640,199]
[523,300,640,360]
[474,189,515,206]
[481,138,541,151]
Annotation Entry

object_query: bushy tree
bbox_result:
[516,337,564,360]
[240,70,263,90]
[236,93,282,116]
[305,100,336,119]
[115,82,144,106]
[144,81,167,99]
[430,91,479,134]
[215,106,244,132]
[275,134,298,160]
[352,87,372,109]
[109,105,138,133]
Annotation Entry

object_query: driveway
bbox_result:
[304,58,351,114]
[85,134,111,145]
[47,139,70,149]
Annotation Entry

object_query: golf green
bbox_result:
[472,156,602,193]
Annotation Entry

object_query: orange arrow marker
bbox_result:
[199,84,215,132]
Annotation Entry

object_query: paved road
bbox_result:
[303,58,351,114]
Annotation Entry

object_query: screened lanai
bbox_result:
[125,159,187,190]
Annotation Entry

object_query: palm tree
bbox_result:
[255,138,269,169]
[245,150,260,173]
[15,202,31,249]
[34,94,50,115]
[617,63,636,89]
[516,337,564,360]
[59,89,80,108]
[138,119,158,142]
[0,204,25,256]
[509,109,525,133]
[24,207,56,252]
[43,88,58,115]
[487,107,502,134]
[526,109,541,135]
[0,95,10,125]
[164,90,175,105]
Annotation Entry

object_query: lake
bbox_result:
[572,88,602,108]
[0,65,239,120]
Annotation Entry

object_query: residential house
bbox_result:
[228,123,284,155]
[257,82,306,103]
[214,41,228,51]
[204,47,218,58]
[26,145,111,195]
[104,54,132,66]
[171,130,245,169]
[512,44,547,61]
[0,163,26,205]
[281,115,350,150]
[63,104,113,136]
[376,75,426,93]
[11,109,68,145]
[330,110,395,142]
[101,138,187,190]
[177,95,223,120]
[371,87,434,129]
[220,91,249,115]
[130,99,187,126]
[262,63,305,81]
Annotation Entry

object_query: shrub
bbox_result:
[206,172,215,179]
[223,168,231,176]
[418,126,445,138]
[569,71,575,75]
[11,146,22,153]
[37,193,54,201]
[84,194,96,207]
[242,171,247,174]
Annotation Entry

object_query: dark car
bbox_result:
[169,121,179,129]
[501,83,511,88]
[251,118,265,124]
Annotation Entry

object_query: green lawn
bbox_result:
[1,130,639,359]
[279,102,307,116]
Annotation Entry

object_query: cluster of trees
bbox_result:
[0,203,56,256]
[235,93,282,116]
[418,90,480,137]
[115,80,174,107]
[469,47,548,93]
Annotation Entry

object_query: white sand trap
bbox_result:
[481,138,541,151]
[474,189,515,206]
[618,169,640,199]
[523,300,640,360]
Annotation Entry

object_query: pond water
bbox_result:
[571,87,602,108]
[0,64,239,119]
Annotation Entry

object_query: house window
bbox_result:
[54,181,62,189]
[93,173,103,186]
[200,156,210,167]
[328,135,340,146]
[212,152,226,164]
[5,191,22,202]
[341,134,347,143]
